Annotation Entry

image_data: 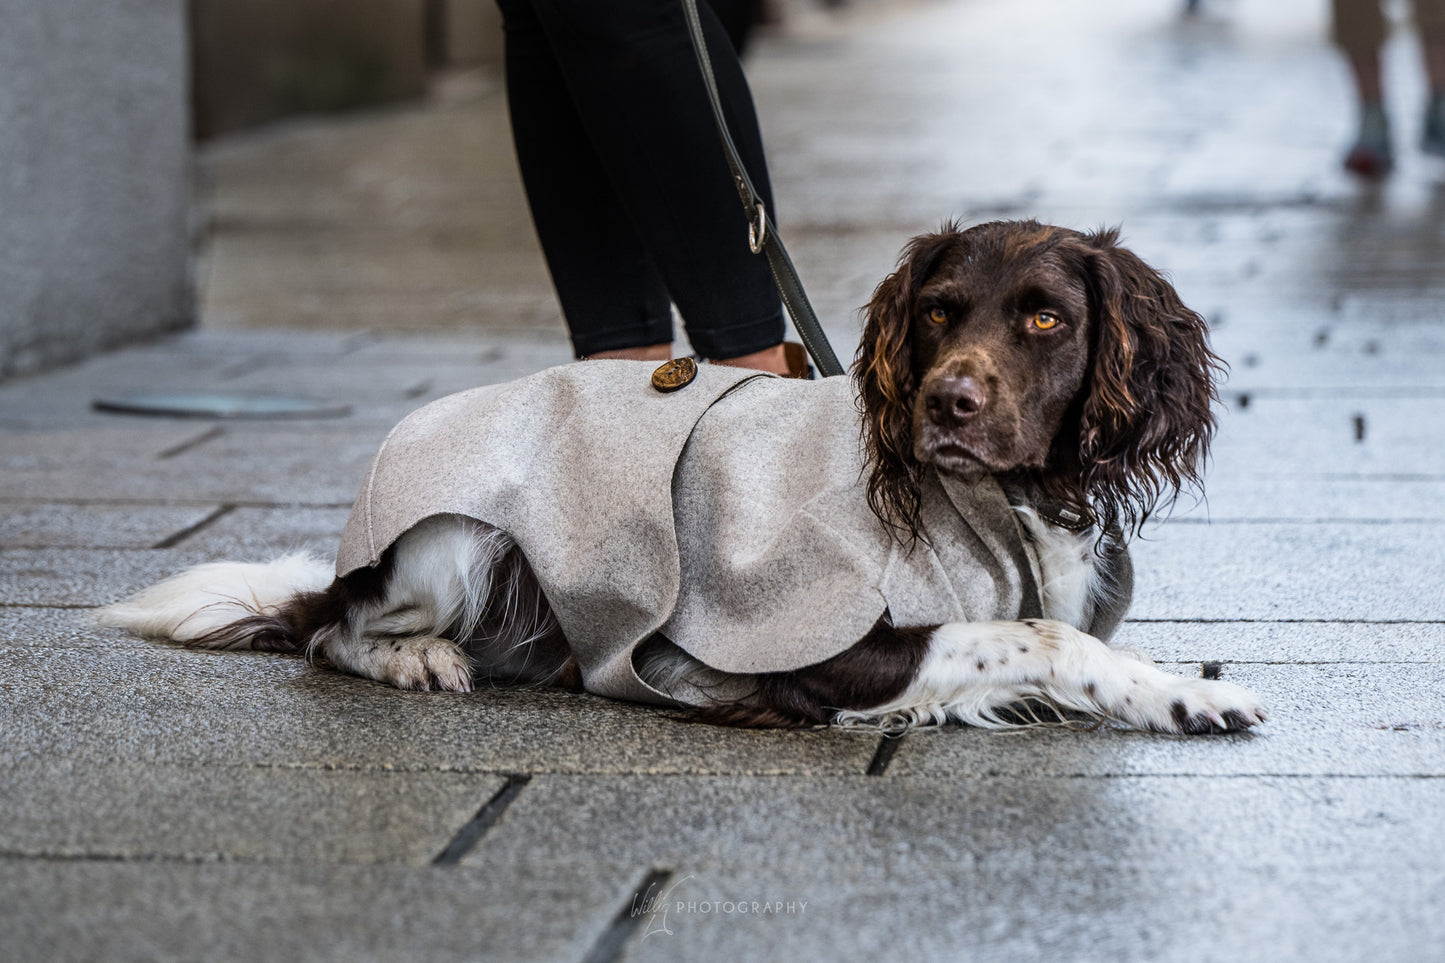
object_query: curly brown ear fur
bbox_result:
[1049,228,1224,535]
[853,229,960,540]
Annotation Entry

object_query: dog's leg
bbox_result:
[316,625,473,693]
[310,514,572,692]
[842,619,1267,734]
[307,515,495,692]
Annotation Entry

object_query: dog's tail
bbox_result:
[95,554,336,653]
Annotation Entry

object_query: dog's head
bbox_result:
[854,219,1222,540]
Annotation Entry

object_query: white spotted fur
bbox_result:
[835,618,1266,732]
[838,512,1267,732]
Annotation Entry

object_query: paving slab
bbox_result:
[0,330,365,429]
[1129,522,1445,620]
[0,548,229,607]
[0,759,503,865]
[1211,320,1445,393]
[1111,619,1445,664]
[212,360,486,415]
[1166,476,1445,522]
[1208,396,1445,477]
[0,424,218,474]
[613,850,1443,963]
[342,332,568,366]
[4,642,1441,776]
[887,660,1445,778]
[198,83,562,340]
[175,505,352,556]
[0,503,220,550]
[754,1,1361,225]
[0,859,628,963]
[0,643,878,775]
[0,606,147,650]
[0,427,382,504]
[204,234,572,334]
[23,775,1425,963]
[464,774,1445,961]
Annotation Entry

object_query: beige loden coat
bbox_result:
[336,360,1131,706]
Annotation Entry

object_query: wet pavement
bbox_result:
[4,0,1445,959]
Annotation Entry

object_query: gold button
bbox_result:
[651,357,698,393]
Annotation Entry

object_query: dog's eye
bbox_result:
[928,307,948,325]
[1030,312,1062,331]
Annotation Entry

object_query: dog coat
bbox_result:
[335,360,1131,706]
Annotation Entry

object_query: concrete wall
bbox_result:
[0,0,192,383]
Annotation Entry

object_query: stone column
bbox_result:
[0,0,192,382]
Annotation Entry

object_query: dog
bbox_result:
[99,220,1267,734]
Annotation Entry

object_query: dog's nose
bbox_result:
[925,375,987,425]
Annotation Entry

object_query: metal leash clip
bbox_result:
[747,201,767,255]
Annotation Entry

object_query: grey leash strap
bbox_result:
[680,0,846,378]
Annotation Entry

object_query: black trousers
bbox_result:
[496,0,785,359]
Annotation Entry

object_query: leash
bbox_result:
[680,0,846,378]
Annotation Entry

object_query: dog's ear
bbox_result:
[1072,229,1224,535]
[854,229,959,540]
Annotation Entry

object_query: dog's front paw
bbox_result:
[1124,676,1268,734]
[379,636,473,692]
[325,634,473,692]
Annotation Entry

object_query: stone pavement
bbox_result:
[4,0,1445,959]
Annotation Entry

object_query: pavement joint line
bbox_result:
[432,773,532,866]
[156,425,226,460]
[580,867,673,963]
[150,504,237,549]
[865,734,905,775]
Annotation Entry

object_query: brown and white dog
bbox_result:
[100,221,1267,734]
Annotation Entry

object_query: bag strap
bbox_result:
[680,0,846,378]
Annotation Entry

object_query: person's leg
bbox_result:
[1333,0,1393,174]
[709,0,763,56]
[496,0,675,359]
[524,0,788,371]
[1416,0,1445,153]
